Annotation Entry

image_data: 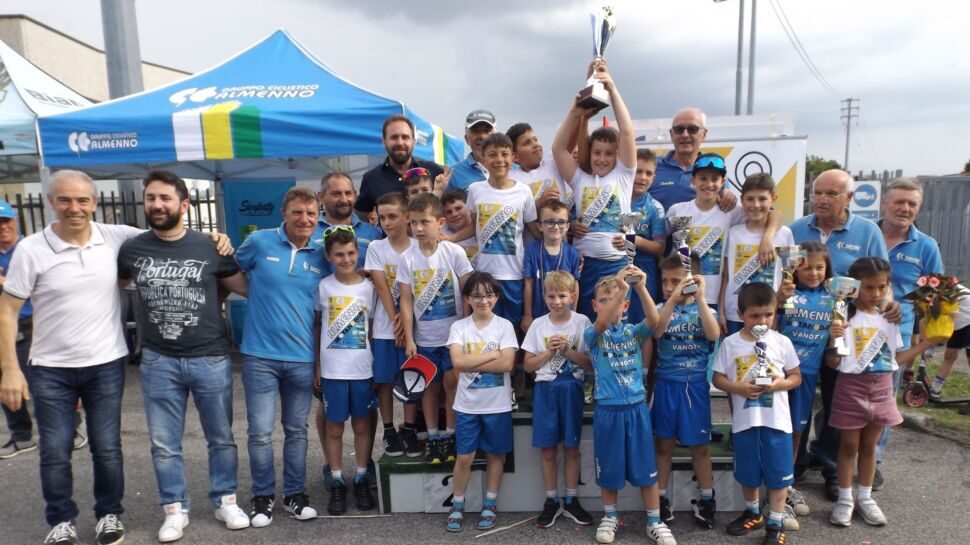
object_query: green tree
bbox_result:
[963,159,970,174]
[806,155,842,182]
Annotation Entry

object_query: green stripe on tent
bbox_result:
[231,105,263,158]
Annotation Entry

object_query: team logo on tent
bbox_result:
[169,87,219,107]
[67,131,90,154]
[393,354,438,403]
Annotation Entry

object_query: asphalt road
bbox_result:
[2,358,968,545]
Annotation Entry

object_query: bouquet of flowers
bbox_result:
[904,273,962,342]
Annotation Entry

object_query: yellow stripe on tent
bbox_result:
[432,125,445,165]
[202,101,241,159]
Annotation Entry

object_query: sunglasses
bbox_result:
[322,224,356,239]
[693,155,725,171]
[671,125,704,135]
[402,167,430,181]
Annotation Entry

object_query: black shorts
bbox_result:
[946,324,970,349]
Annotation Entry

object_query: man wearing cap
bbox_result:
[448,109,497,192]
[355,115,444,217]
[650,108,737,212]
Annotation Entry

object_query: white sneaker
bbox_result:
[830,499,854,527]
[646,521,677,545]
[856,497,887,526]
[214,494,251,530]
[787,487,811,516]
[596,516,618,544]
[159,502,189,542]
[782,504,800,531]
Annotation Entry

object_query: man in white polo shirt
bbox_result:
[0,170,230,545]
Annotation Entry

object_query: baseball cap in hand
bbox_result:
[393,354,439,403]
[0,201,17,219]
[465,109,496,129]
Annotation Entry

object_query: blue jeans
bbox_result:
[242,356,313,497]
[876,367,904,464]
[808,364,840,480]
[29,358,126,526]
[140,348,237,509]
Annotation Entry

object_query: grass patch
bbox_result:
[899,356,970,436]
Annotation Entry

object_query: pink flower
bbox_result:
[917,276,928,287]
[953,276,960,286]
[928,277,941,288]
[925,295,934,303]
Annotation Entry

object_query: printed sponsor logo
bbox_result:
[169,84,319,107]
[68,130,139,154]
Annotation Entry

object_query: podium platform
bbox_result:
[376,408,743,514]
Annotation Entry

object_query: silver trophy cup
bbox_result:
[668,216,698,295]
[825,277,861,357]
[620,212,642,284]
[577,6,617,113]
[751,324,773,386]
[776,245,806,314]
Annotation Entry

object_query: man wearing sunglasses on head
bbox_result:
[651,108,737,214]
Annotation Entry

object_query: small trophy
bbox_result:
[751,324,774,386]
[620,212,642,284]
[776,245,806,314]
[826,277,861,357]
[577,6,617,113]
[668,216,698,295]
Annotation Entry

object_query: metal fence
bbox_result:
[914,176,970,280]
[3,189,220,235]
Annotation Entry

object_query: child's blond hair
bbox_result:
[594,276,625,297]
[543,270,577,295]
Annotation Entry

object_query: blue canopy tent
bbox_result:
[36,29,462,181]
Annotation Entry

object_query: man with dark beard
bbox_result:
[117,170,249,542]
[356,115,444,216]
[315,172,381,276]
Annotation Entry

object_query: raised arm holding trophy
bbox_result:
[577,6,617,113]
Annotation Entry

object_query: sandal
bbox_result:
[446,507,464,532]
[478,506,498,530]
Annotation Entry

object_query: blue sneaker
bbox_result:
[322,464,334,490]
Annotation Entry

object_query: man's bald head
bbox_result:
[49,169,97,200]
[672,108,707,128]
[811,169,854,222]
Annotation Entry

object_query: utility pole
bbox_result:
[841,98,859,171]
[735,0,745,115]
[746,0,757,114]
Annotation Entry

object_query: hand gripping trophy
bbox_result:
[825,277,861,357]
[577,5,617,113]
[619,212,643,284]
[668,216,698,295]
[750,324,774,386]
[776,245,806,314]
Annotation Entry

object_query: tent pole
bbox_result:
[213,162,227,234]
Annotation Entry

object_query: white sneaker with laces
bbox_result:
[782,504,800,531]
[43,521,78,545]
[214,494,251,530]
[787,486,810,516]
[596,516,618,544]
[830,499,854,527]
[646,521,677,545]
[159,502,189,543]
[856,496,887,526]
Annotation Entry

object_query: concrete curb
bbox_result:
[900,408,970,447]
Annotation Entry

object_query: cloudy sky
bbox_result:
[7,0,970,175]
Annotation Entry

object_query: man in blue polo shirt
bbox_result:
[237,186,326,527]
[448,109,496,192]
[314,172,381,275]
[874,177,942,488]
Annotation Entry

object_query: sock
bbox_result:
[546,490,558,499]
[331,470,344,482]
[484,491,497,508]
[604,504,618,518]
[565,489,577,503]
[444,427,455,438]
[746,499,760,515]
[404,423,416,431]
[428,427,440,441]
[767,511,783,528]
[384,423,394,431]
[353,466,367,482]
[932,375,946,393]
[646,508,661,526]
[857,485,872,500]
[452,495,465,507]
[700,487,714,501]
[659,488,668,498]
[839,487,854,502]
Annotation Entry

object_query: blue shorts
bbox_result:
[651,379,712,446]
[456,411,513,455]
[373,338,406,384]
[732,427,794,490]
[593,403,658,490]
[578,257,627,321]
[788,373,818,433]
[726,320,744,336]
[495,279,524,325]
[321,378,377,422]
[417,345,453,380]
[532,379,584,448]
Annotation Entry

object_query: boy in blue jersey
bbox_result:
[628,149,666,308]
[521,200,582,332]
[651,255,720,528]
[585,266,676,545]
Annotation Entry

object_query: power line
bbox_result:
[766,0,840,97]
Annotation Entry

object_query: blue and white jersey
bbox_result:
[656,301,716,383]
[631,191,667,272]
[885,224,943,349]
[790,211,887,277]
[777,285,834,376]
[237,224,327,362]
[584,321,654,406]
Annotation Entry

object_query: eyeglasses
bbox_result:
[468,292,498,302]
[693,154,725,171]
[541,219,570,228]
[322,224,356,239]
[671,125,703,135]
[402,167,430,181]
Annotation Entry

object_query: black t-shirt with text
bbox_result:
[118,230,240,357]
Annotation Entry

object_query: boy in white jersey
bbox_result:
[506,122,575,220]
[365,193,421,458]
[446,133,539,326]
[551,60,637,322]
[441,189,479,265]
[399,193,474,465]
[314,227,378,515]
[667,154,781,310]
[522,271,593,528]
[712,283,801,545]
[719,174,794,334]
